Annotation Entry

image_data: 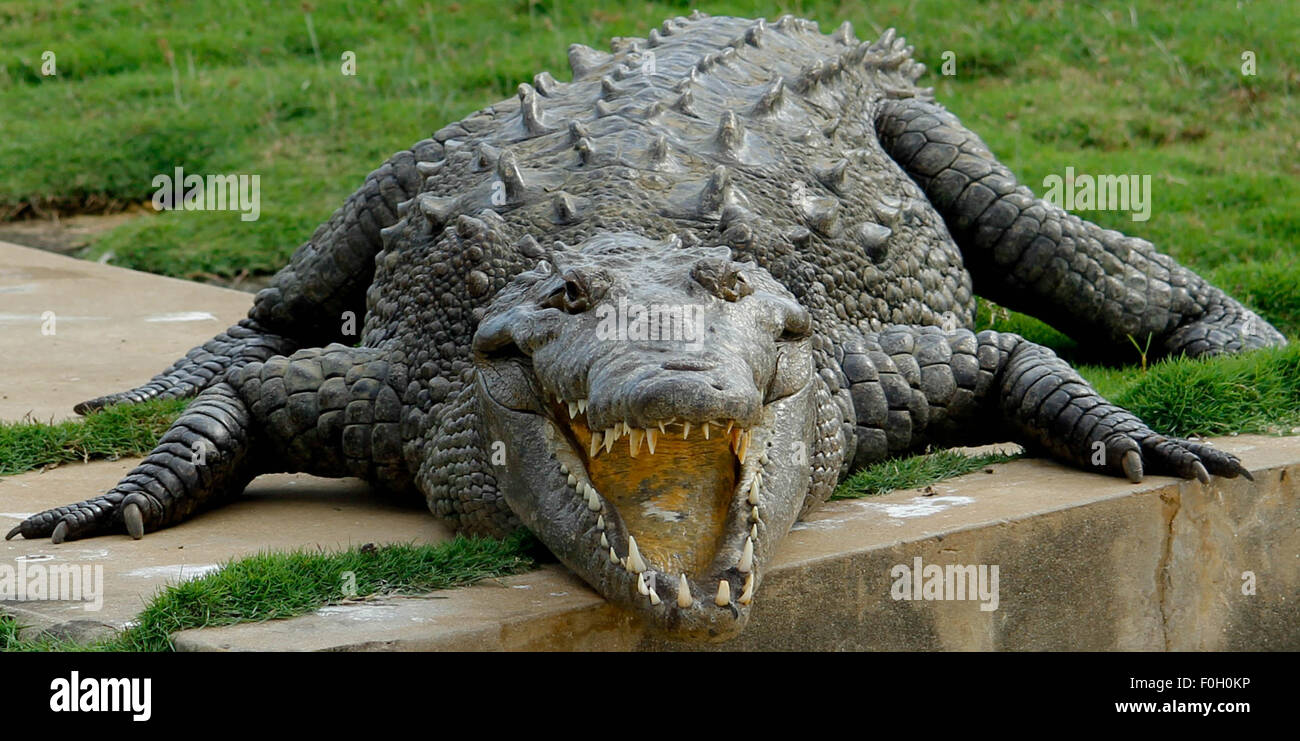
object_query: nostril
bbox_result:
[661,359,717,371]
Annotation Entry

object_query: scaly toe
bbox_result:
[124,502,144,540]
[1121,449,1143,483]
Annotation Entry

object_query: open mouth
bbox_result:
[540,392,769,616]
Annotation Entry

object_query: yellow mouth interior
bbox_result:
[561,411,737,577]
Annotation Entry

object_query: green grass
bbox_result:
[0,399,187,476]
[1,0,1295,294]
[0,534,535,652]
[1083,343,1300,438]
[833,448,1021,500]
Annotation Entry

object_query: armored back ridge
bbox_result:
[11,12,1280,641]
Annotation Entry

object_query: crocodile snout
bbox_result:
[625,370,761,429]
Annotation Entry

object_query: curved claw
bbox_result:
[123,502,145,540]
[1121,449,1143,483]
[4,524,21,541]
[51,520,69,545]
[1238,465,1255,482]
[1190,460,1210,485]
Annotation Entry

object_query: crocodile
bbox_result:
[7,12,1284,640]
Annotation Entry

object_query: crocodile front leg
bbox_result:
[835,325,1251,483]
[873,98,1286,359]
[8,383,257,542]
[9,345,417,543]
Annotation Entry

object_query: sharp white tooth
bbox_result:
[604,429,617,453]
[596,515,605,530]
[587,487,601,511]
[726,420,735,435]
[610,547,619,564]
[645,428,657,454]
[567,473,578,486]
[747,476,760,505]
[715,580,731,606]
[751,524,758,539]
[568,401,578,418]
[658,420,666,434]
[678,574,692,608]
[637,572,649,595]
[590,431,603,458]
[578,399,587,414]
[739,573,754,605]
[750,506,760,523]
[682,421,691,440]
[627,536,646,573]
[559,461,569,474]
[649,587,661,605]
[738,537,753,573]
[629,428,644,457]
[737,430,750,464]
[703,422,711,440]
[600,532,609,548]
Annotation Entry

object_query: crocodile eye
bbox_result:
[692,258,753,302]
[559,270,592,313]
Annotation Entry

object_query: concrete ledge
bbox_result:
[174,435,1300,651]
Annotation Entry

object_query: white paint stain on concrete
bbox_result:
[316,604,399,622]
[862,495,976,519]
[793,495,977,530]
[143,312,218,323]
[123,563,221,581]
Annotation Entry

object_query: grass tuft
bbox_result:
[833,449,1021,500]
[1,533,535,652]
[0,399,188,477]
[1082,343,1300,438]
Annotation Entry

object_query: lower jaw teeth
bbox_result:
[715,580,731,606]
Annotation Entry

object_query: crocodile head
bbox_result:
[472,232,817,640]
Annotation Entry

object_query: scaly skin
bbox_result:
[8,12,1275,640]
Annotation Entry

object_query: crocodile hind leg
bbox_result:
[74,139,442,414]
[834,325,1251,483]
[9,345,414,542]
[873,98,1286,359]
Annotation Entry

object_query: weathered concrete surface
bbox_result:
[0,243,453,639]
[0,461,452,639]
[174,435,1299,651]
[0,241,251,422]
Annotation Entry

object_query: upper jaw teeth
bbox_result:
[548,390,756,460]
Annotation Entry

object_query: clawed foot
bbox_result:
[5,491,153,544]
[1099,432,1253,485]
